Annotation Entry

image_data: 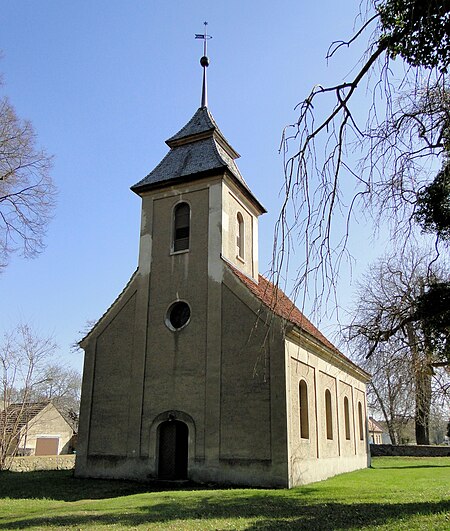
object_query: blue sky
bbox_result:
[1,1,385,372]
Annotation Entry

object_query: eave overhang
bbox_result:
[285,325,371,383]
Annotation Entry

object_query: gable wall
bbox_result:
[219,269,289,486]
[88,294,136,456]
[76,180,221,480]
[220,285,271,460]
[18,405,73,455]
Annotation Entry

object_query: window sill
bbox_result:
[170,249,190,256]
[236,255,245,264]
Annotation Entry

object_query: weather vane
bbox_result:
[195,22,212,108]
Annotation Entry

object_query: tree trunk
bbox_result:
[415,367,431,444]
[414,344,433,445]
[406,322,431,445]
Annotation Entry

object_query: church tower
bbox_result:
[75,28,369,487]
[75,32,286,486]
[132,103,265,283]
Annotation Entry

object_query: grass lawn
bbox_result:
[0,457,449,530]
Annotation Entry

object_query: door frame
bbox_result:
[149,410,196,479]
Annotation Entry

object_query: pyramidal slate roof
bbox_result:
[165,106,232,148]
[131,107,266,213]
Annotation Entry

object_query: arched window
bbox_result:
[236,212,244,259]
[325,389,333,440]
[344,396,350,440]
[358,401,364,441]
[299,380,309,439]
[173,202,190,252]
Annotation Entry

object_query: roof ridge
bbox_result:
[214,141,249,189]
[206,135,227,169]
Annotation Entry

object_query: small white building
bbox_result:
[3,402,74,456]
[368,417,385,445]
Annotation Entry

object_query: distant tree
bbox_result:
[362,342,415,445]
[414,281,450,365]
[274,0,450,315]
[0,323,80,469]
[0,74,55,271]
[428,406,449,445]
[28,364,81,419]
[0,323,57,468]
[348,250,449,444]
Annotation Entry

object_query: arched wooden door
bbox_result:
[158,420,188,479]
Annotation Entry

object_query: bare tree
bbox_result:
[29,364,81,418]
[0,323,58,469]
[273,1,450,315]
[429,404,450,445]
[347,249,449,444]
[0,77,56,270]
[362,342,415,444]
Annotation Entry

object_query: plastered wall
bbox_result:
[19,405,73,455]
[140,185,210,462]
[286,337,369,486]
[220,285,271,460]
[89,294,136,456]
[75,169,367,488]
[221,179,259,280]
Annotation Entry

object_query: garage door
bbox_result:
[35,437,59,455]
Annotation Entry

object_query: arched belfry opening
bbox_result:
[157,419,189,480]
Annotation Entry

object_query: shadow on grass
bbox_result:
[0,494,449,530]
[0,470,289,501]
[0,470,168,501]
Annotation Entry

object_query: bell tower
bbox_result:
[131,26,266,281]
[76,25,271,485]
[125,28,266,476]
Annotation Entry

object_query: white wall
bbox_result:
[285,335,369,486]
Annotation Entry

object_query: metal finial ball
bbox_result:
[200,56,210,67]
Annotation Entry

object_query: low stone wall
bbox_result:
[370,444,450,457]
[8,455,76,472]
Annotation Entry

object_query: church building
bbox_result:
[75,39,370,487]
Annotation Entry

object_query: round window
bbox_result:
[166,301,191,330]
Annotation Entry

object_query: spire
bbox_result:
[195,22,212,108]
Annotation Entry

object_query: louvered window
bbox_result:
[173,203,190,252]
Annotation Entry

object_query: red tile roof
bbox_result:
[228,263,364,373]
